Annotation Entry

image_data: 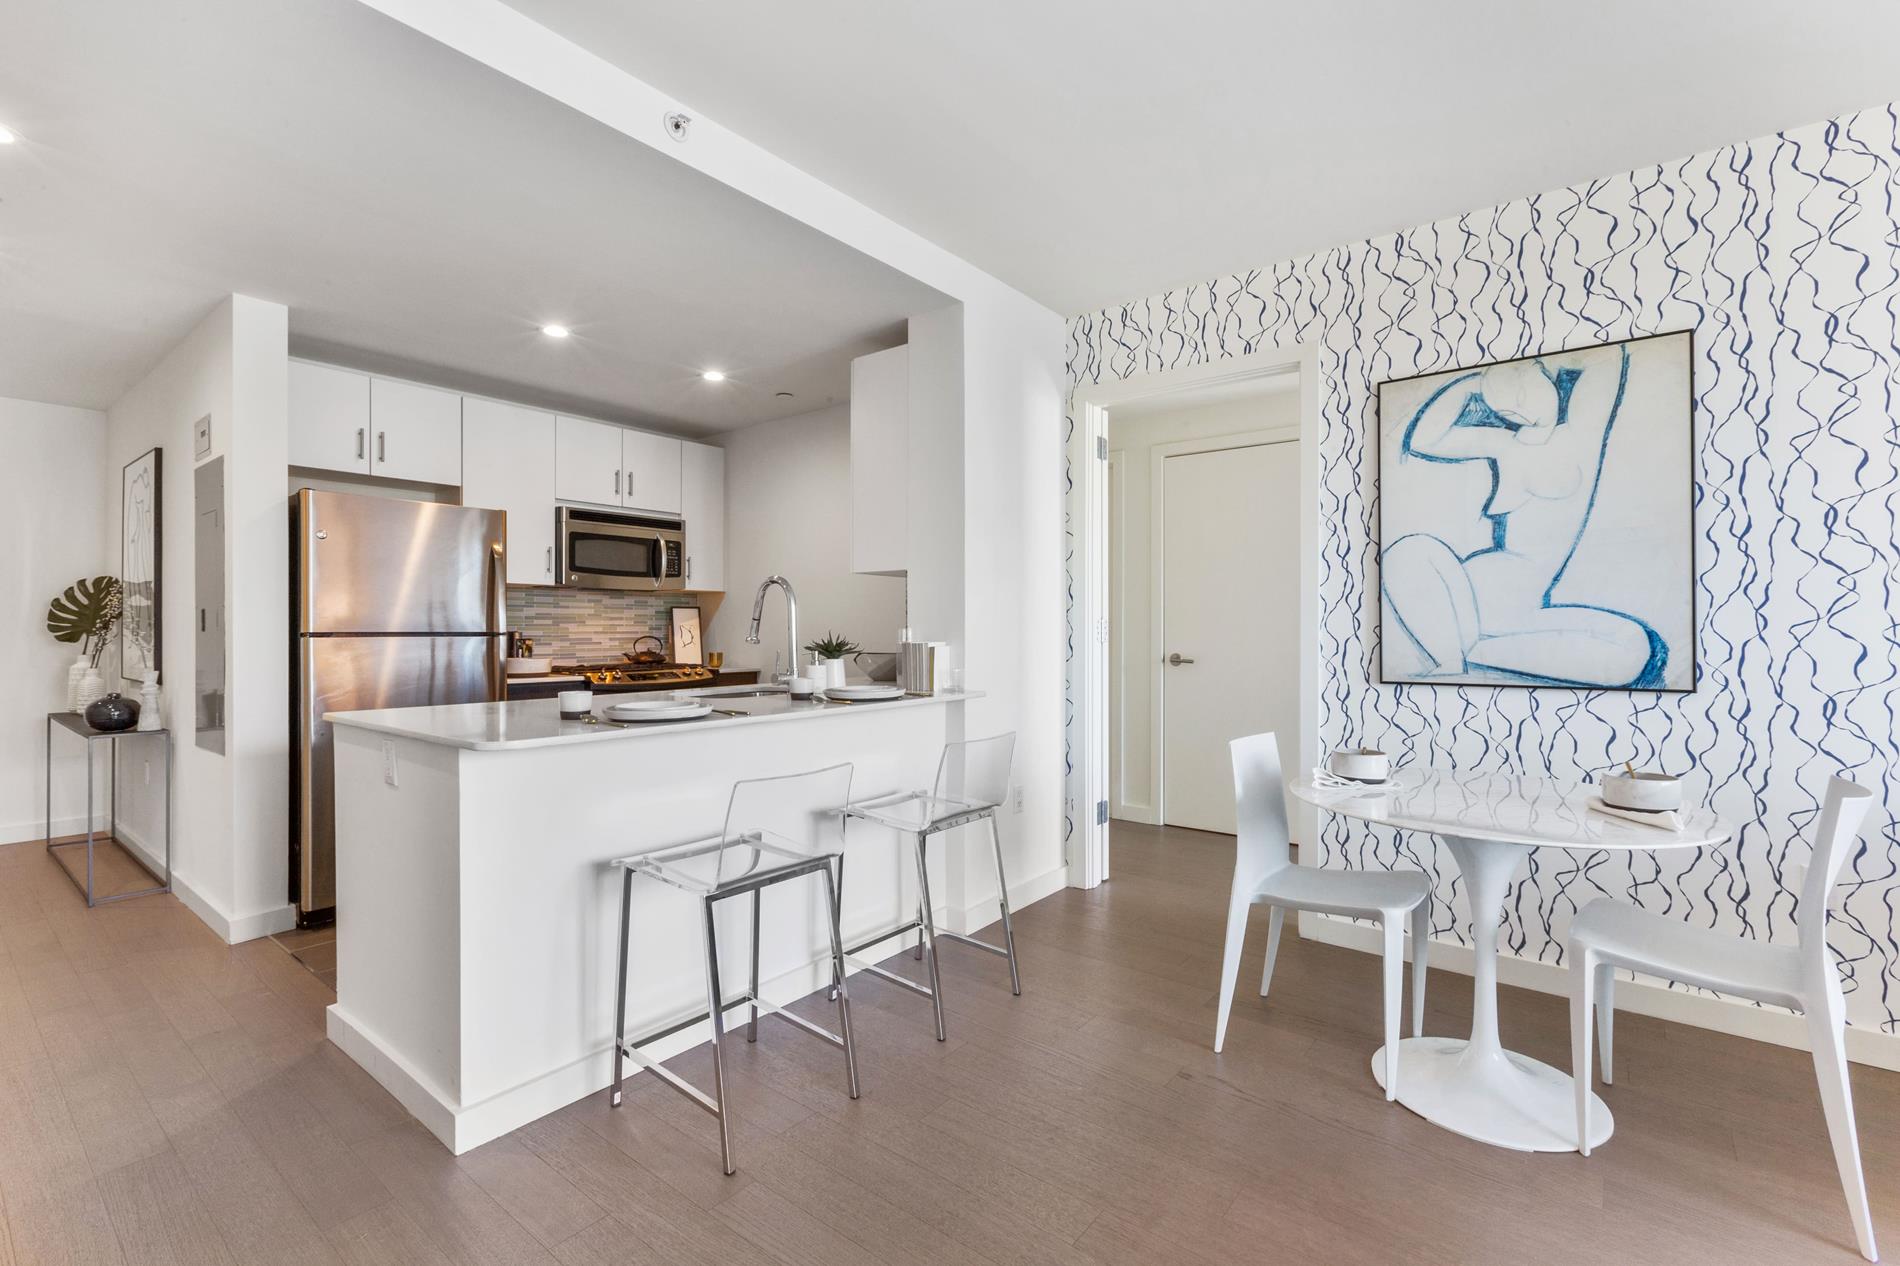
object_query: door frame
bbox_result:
[1150,426,1299,829]
[1067,344,1320,887]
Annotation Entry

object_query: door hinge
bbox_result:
[1095,800,1108,826]
[1095,436,1108,460]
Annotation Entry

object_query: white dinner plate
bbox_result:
[822,685,906,702]
[603,699,713,722]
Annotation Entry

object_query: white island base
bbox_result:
[323,690,1044,1154]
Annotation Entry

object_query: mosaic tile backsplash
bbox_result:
[506,587,698,662]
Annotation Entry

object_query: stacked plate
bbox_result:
[822,684,906,703]
[603,698,713,723]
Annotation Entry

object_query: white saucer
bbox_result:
[822,685,905,702]
[603,699,713,722]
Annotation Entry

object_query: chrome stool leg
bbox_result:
[747,888,762,1043]
[822,864,861,1098]
[912,830,948,1041]
[701,895,735,1175]
[611,867,633,1107]
[986,813,1022,996]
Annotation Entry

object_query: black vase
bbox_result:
[84,692,139,733]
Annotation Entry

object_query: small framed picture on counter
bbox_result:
[669,605,703,666]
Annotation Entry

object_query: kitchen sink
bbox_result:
[678,684,789,699]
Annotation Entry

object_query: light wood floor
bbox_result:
[0,824,1893,1264]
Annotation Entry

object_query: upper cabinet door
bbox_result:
[463,398,557,585]
[622,430,683,515]
[370,378,463,485]
[289,361,371,475]
[680,440,725,591]
[555,416,625,507]
[850,345,909,575]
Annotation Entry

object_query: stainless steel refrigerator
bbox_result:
[291,489,508,921]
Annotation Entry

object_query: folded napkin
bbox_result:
[1311,767,1390,791]
[1587,797,1684,832]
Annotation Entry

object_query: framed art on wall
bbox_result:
[121,447,163,685]
[1377,330,1694,692]
[669,604,703,666]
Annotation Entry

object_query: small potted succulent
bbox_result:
[803,631,860,691]
[46,576,123,713]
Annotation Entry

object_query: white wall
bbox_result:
[1107,390,1299,819]
[708,404,906,675]
[105,294,291,941]
[0,397,106,844]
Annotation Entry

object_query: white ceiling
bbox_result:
[0,0,944,427]
[506,0,1900,316]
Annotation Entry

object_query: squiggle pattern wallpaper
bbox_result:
[1065,104,1900,1035]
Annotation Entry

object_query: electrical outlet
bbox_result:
[1011,783,1025,814]
[382,739,398,788]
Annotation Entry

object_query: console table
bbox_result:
[44,713,171,907]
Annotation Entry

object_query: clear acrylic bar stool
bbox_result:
[837,733,1021,1041]
[607,763,859,1175]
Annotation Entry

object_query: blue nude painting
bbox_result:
[1377,331,1694,692]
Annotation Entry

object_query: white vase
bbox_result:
[137,675,162,732]
[66,654,90,712]
[75,666,106,713]
[823,658,847,689]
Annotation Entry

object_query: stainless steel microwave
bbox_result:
[555,506,685,591]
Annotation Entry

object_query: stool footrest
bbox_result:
[618,990,848,1117]
[844,919,924,959]
[846,957,936,999]
[936,929,1012,959]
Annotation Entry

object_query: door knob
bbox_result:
[1168,653,1196,666]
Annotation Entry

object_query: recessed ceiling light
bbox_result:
[540,324,570,339]
[700,369,727,383]
[0,126,16,145]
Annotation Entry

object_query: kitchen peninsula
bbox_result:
[323,686,977,1153]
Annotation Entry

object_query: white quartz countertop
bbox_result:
[327,688,980,751]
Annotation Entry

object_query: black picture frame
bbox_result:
[1373,329,1697,693]
[121,447,163,686]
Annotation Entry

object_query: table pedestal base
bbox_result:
[1372,1037,1613,1152]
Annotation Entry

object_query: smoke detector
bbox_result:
[664,112,691,142]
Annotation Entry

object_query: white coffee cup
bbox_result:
[557,689,594,718]
[1328,747,1390,783]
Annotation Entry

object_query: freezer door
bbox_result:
[297,489,507,634]
[297,633,504,913]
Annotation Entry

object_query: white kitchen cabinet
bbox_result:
[463,398,557,585]
[622,429,683,515]
[289,360,371,474]
[680,440,725,591]
[370,378,463,485]
[850,345,909,575]
[555,415,626,506]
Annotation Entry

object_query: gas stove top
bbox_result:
[552,661,717,688]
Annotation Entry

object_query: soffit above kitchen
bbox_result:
[0,0,946,426]
[504,0,1900,316]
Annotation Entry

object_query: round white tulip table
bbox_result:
[1288,768,1730,1152]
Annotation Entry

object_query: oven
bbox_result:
[555,506,685,591]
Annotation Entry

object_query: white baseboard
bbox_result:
[328,864,1071,1154]
[0,814,97,846]
[112,822,295,945]
[1299,912,1900,1073]
[1110,802,1156,826]
[960,862,1069,932]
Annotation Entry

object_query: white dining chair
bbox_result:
[1568,776,1878,1262]
[1213,732,1433,1098]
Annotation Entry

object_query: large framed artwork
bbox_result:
[121,447,163,685]
[1377,330,1694,692]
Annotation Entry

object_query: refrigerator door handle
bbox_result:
[488,541,507,700]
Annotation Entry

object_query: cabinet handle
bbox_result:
[545,546,553,575]
[377,431,387,463]
[614,469,622,497]
[356,428,365,459]
[685,556,692,581]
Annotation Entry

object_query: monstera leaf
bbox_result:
[46,576,122,646]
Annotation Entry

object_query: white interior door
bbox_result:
[1161,441,1299,833]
